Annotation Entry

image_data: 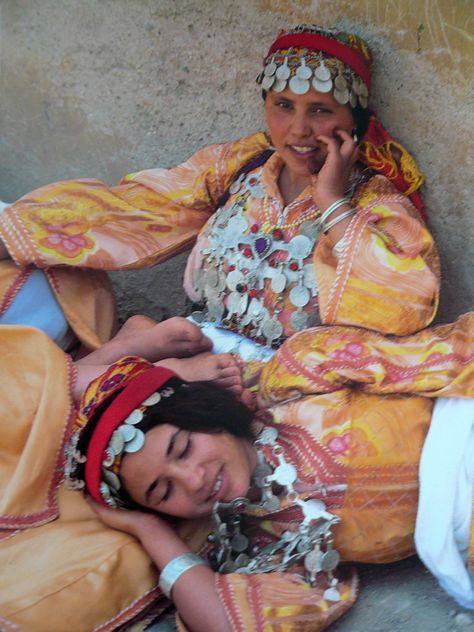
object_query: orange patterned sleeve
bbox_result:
[0,133,269,270]
[316,175,440,335]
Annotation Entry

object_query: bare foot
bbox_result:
[79,315,212,365]
[156,352,243,395]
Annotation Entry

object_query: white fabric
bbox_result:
[415,397,474,609]
[187,317,275,363]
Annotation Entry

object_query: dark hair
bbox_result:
[262,89,370,140]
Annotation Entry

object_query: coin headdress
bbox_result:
[65,357,182,508]
[257,25,372,108]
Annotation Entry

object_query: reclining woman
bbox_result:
[1,312,473,632]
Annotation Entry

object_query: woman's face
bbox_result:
[264,87,355,183]
[120,424,257,518]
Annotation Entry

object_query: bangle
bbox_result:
[159,552,208,598]
[322,208,355,234]
[319,198,351,225]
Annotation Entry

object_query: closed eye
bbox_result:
[179,433,192,459]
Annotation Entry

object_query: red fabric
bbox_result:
[85,366,177,504]
[361,115,427,222]
[266,33,371,90]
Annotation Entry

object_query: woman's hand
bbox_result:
[311,129,359,209]
[87,498,173,541]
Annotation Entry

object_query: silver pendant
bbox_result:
[304,549,323,573]
[229,175,244,195]
[205,268,219,288]
[289,285,310,308]
[257,426,279,445]
[262,317,283,344]
[289,234,312,260]
[312,77,333,93]
[208,300,224,322]
[320,549,340,572]
[301,499,326,522]
[226,269,245,291]
[334,72,347,90]
[271,272,287,293]
[296,58,312,80]
[261,74,275,91]
[273,78,287,93]
[273,462,298,486]
[275,57,291,81]
[289,75,310,95]
[314,58,331,82]
[227,291,242,315]
[334,87,349,105]
[290,309,308,331]
[231,532,249,554]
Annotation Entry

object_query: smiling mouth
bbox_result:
[207,469,223,501]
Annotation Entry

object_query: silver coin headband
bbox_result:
[257,48,369,109]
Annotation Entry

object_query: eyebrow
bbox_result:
[144,428,181,503]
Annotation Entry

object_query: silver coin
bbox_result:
[227,216,248,233]
[323,586,341,602]
[273,78,287,92]
[320,549,340,572]
[233,552,250,568]
[248,298,264,317]
[334,73,347,90]
[207,300,224,321]
[216,271,227,292]
[262,318,283,342]
[124,408,143,425]
[103,468,121,491]
[290,310,308,331]
[296,60,312,80]
[299,220,320,240]
[109,430,125,456]
[273,462,298,486]
[275,61,290,81]
[190,310,205,323]
[271,272,287,293]
[124,430,145,453]
[261,74,275,91]
[142,392,161,406]
[289,234,313,260]
[227,291,242,315]
[102,448,115,467]
[264,58,277,76]
[118,424,137,442]
[359,93,368,109]
[249,184,265,199]
[226,269,245,291]
[301,499,326,521]
[359,81,369,98]
[258,426,279,445]
[289,75,310,95]
[334,87,349,105]
[219,559,235,574]
[237,293,248,316]
[205,268,219,288]
[312,77,333,93]
[289,285,310,308]
[231,533,249,553]
[314,61,331,82]
[304,550,323,573]
[349,90,358,108]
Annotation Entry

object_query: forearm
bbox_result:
[136,520,232,632]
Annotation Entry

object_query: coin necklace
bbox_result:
[208,425,342,601]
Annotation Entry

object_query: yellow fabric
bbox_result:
[0,327,164,631]
[0,133,438,339]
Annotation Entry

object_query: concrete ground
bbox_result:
[330,556,473,632]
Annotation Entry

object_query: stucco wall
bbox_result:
[1,0,472,323]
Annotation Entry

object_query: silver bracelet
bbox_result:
[322,208,355,234]
[319,198,351,225]
[159,553,208,598]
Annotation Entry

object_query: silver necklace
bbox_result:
[208,425,343,601]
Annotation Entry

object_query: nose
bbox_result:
[290,111,312,137]
[175,462,205,494]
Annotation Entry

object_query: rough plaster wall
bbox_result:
[0,0,472,323]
